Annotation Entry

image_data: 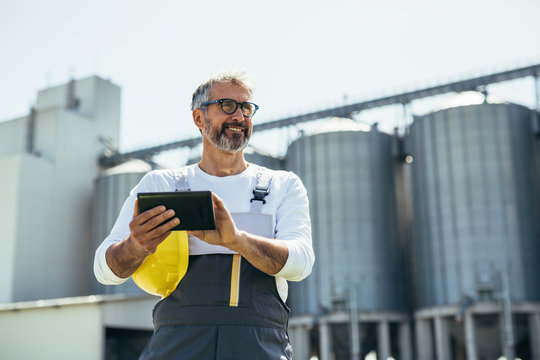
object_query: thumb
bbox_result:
[211,192,226,210]
[133,198,140,218]
[188,230,204,239]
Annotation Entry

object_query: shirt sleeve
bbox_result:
[93,194,135,285]
[93,170,166,285]
[273,172,315,282]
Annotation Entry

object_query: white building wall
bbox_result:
[0,295,157,360]
[0,116,26,155]
[0,76,121,303]
[92,77,122,141]
[12,153,55,301]
[0,155,22,303]
[0,303,103,360]
[36,77,121,142]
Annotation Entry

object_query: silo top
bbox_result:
[431,91,506,113]
[243,144,280,158]
[186,144,282,166]
[305,117,371,136]
[102,159,153,176]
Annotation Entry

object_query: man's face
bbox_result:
[201,82,253,153]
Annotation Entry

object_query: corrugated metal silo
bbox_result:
[286,118,407,314]
[244,146,284,169]
[409,101,540,308]
[90,159,152,295]
[187,144,284,170]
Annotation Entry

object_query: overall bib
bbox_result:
[139,170,292,360]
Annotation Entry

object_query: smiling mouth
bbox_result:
[223,124,247,133]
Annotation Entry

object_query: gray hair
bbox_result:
[191,69,254,111]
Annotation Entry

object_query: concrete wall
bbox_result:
[0,295,158,360]
[102,297,157,329]
[0,76,121,303]
[0,154,22,303]
[0,116,26,155]
[0,302,103,360]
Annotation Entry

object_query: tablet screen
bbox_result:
[137,191,216,231]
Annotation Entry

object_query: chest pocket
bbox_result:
[227,168,274,307]
[231,213,274,238]
[227,212,274,307]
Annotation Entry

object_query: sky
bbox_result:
[1,0,540,165]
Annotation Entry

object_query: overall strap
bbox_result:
[250,167,272,213]
[175,168,191,192]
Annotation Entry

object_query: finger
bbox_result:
[130,208,174,237]
[133,198,140,218]
[142,209,177,231]
[188,230,203,239]
[211,192,226,210]
[148,217,180,239]
[133,205,168,226]
[210,193,233,223]
[135,216,179,250]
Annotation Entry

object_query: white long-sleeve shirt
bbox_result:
[94,164,314,300]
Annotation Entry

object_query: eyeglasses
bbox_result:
[201,98,259,117]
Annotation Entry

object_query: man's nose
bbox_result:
[232,106,246,121]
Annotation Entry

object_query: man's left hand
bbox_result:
[188,193,241,250]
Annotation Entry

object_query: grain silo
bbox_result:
[187,144,284,169]
[286,118,411,360]
[408,93,540,359]
[90,159,153,295]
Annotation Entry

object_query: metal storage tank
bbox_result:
[90,159,152,295]
[409,99,540,308]
[286,117,407,314]
[187,144,284,170]
[244,145,284,169]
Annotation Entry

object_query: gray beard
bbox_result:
[204,116,250,153]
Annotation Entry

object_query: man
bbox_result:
[94,70,314,359]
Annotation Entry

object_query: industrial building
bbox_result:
[0,65,539,359]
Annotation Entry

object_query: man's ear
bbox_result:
[193,109,204,131]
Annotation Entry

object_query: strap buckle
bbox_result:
[250,186,269,204]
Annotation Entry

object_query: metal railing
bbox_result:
[99,63,540,168]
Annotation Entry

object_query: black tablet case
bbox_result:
[137,191,216,231]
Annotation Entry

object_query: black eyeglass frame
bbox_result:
[201,98,259,117]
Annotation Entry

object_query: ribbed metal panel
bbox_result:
[244,151,284,170]
[186,145,284,170]
[286,123,406,314]
[90,164,150,295]
[409,103,540,308]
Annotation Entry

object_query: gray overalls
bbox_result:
[139,169,292,360]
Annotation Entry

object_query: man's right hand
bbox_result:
[105,199,180,278]
[128,199,180,255]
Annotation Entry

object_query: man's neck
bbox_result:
[198,146,249,177]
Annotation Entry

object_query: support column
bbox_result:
[499,272,515,360]
[377,321,390,360]
[349,287,361,360]
[434,316,451,360]
[350,318,360,360]
[530,313,540,360]
[464,311,477,360]
[415,318,433,360]
[290,325,310,360]
[533,75,540,136]
[398,322,413,360]
[534,74,540,111]
[319,320,332,360]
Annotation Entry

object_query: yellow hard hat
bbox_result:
[132,231,189,298]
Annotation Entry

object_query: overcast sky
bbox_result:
[1,0,539,163]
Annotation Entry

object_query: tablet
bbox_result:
[137,191,216,231]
